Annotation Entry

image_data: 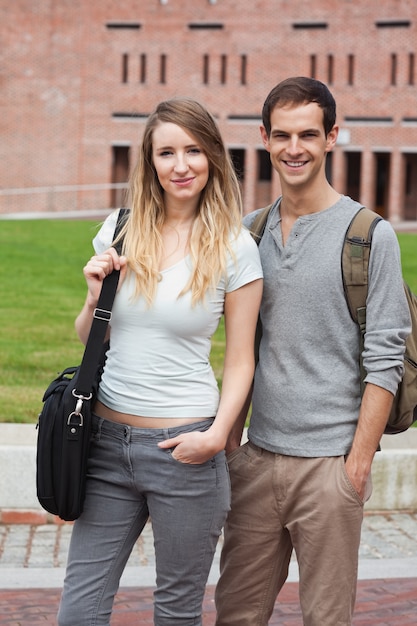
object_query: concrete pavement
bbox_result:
[1,512,417,590]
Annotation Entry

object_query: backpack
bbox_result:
[250,204,417,435]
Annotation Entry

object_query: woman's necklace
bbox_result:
[160,222,192,268]
[162,225,181,261]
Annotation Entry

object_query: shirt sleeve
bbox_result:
[363,219,412,394]
[92,210,120,254]
[225,227,263,292]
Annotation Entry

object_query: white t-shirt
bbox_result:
[93,211,263,418]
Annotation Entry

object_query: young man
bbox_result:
[215,77,411,626]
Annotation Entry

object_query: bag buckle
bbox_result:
[93,308,112,321]
[69,390,93,427]
[67,410,84,428]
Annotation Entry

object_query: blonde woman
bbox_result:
[58,98,263,626]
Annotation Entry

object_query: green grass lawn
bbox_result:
[0,220,100,422]
[0,220,416,423]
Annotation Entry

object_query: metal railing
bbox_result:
[0,183,129,216]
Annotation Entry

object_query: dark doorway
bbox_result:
[374,152,390,218]
[229,148,245,183]
[111,145,130,208]
[255,149,272,208]
[345,152,361,202]
[403,153,417,220]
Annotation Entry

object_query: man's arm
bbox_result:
[346,221,411,499]
[345,382,393,499]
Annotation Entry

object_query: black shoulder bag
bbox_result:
[36,209,128,521]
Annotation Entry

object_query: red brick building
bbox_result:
[1,0,417,220]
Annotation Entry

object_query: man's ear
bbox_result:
[325,124,339,152]
[260,125,270,151]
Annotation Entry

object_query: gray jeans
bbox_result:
[58,415,230,626]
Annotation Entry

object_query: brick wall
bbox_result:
[1,0,416,218]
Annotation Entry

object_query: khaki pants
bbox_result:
[215,442,372,626]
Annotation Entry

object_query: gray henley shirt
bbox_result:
[244,195,411,457]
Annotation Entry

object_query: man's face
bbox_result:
[260,102,338,191]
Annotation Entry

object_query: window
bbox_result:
[122,53,128,83]
[240,55,247,85]
[227,115,261,122]
[327,54,334,85]
[160,54,167,84]
[112,112,148,119]
[409,53,415,86]
[220,55,227,84]
[344,116,393,124]
[203,55,209,84]
[375,20,410,28]
[310,54,317,79]
[139,54,146,83]
[106,22,141,30]
[348,54,354,85]
[188,23,224,30]
[292,22,328,29]
[391,53,397,86]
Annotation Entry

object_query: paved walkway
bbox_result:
[1,511,417,623]
[1,579,416,625]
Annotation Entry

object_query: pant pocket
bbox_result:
[340,456,372,506]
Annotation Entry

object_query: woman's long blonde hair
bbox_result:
[116,98,243,306]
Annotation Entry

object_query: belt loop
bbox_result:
[123,425,131,442]
[92,415,103,440]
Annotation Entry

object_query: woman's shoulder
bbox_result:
[230,224,258,248]
[228,225,262,268]
[92,209,121,253]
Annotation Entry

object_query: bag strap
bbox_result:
[250,203,274,244]
[342,207,382,390]
[342,207,382,325]
[74,208,129,398]
[249,203,274,363]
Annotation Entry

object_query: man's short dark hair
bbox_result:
[262,77,336,136]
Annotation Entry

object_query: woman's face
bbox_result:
[152,122,210,208]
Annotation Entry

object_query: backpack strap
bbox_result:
[248,203,274,363]
[250,203,273,243]
[342,207,382,325]
[342,207,382,391]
